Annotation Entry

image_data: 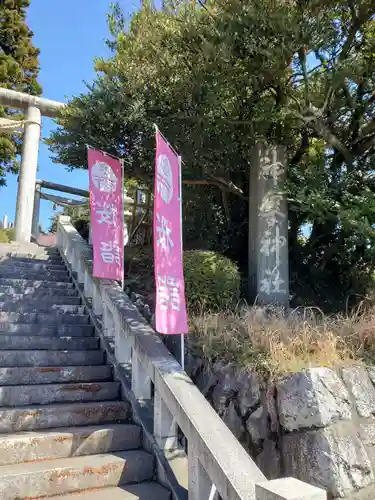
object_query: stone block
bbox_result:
[237,369,261,417]
[266,384,279,433]
[256,440,281,480]
[222,401,244,440]
[360,423,375,471]
[212,363,238,414]
[282,426,373,498]
[342,366,375,418]
[246,405,269,447]
[194,364,219,398]
[366,366,375,386]
[277,368,351,431]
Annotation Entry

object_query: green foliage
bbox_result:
[0,228,15,243]
[48,0,375,310]
[6,228,15,242]
[73,218,90,241]
[49,204,90,239]
[0,0,42,186]
[0,232,8,244]
[183,250,240,311]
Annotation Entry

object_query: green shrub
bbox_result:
[0,229,14,243]
[183,250,240,311]
[73,218,89,241]
[0,230,9,243]
[5,228,15,242]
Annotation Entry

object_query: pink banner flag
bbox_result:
[154,129,188,335]
[88,148,124,280]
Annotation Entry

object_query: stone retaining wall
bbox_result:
[185,359,375,499]
[124,287,372,498]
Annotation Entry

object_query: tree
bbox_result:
[49,0,375,310]
[0,0,42,185]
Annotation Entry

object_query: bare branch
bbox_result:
[221,189,231,226]
[319,5,371,118]
[299,109,353,165]
[353,133,375,157]
[298,48,309,106]
[358,119,375,140]
[197,0,215,20]
[168,113,255,127]
[289,129,309,167]
[182,177,247,200]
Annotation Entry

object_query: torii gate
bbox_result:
[0,87,64,243]
[31,180,89,238]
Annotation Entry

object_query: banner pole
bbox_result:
[178,155,185,371]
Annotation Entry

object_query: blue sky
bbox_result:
[0,0,143,230]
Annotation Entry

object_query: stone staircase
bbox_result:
[0,244,170,500]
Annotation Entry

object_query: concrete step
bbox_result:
[0,424,142,465]
[51,483,171,500]
[0,245,59,257]
[0,261,66,271]
[0,293,80,304]
[0,451,154,499]
[0,311,89,324]
[0,335,98,351]
[0,400,130,433]
[0,269,69,281]
[0,349,104,367]
[0,279,73,289]
[0,286,77,297]
[0,252,60,258]
[0,365,112,386]
[0,274,70,284]
[4,256,63,264]
[0,302,85,313]
[0,381,120,406]
[0,322,94,336]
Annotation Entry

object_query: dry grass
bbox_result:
[188,303,375,376]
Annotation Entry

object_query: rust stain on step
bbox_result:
[48,462,121,482]
[60,383,102,393]
[74,404,124,418]
[21,487,106,498]
[53,435,71,443]
[83,462,122,474]
[29,438,41,446]
[39,367,63,373]
[22,410,41,417]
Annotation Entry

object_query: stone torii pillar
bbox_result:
[31,180,41,239]
[0,88,64,243]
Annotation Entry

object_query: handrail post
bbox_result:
[76,250,85,285]
[188,442,218,500]
[83,267,93,299]
[132,352,152,400]
[103,304,115,341]
[154,389,178,451]
[92,282,103,316]
[114,313,132,364]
